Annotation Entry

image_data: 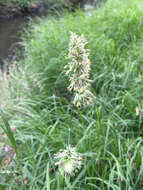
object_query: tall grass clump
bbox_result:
[1,0,143,189]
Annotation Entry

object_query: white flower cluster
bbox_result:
[54,145,82,176]
[64,32,95,107]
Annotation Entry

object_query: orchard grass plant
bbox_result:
[1,0,143,189]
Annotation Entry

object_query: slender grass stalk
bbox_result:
[46,163,50,190]
[63,172,65,190]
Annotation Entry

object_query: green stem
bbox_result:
[63,173,65,190]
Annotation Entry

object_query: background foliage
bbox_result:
[0,0,90,8]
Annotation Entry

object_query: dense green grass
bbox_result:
[1,0,143,189]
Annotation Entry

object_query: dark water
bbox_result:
[0,4,47,69]
[0,17,26,67]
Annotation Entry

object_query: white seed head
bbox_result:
[65,32,95,107]
[54,145,82,176]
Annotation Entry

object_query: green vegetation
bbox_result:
[0,0,36,16]
[1,0,143,189]
[0,0,89,17]
[0,0,34,8]
[0,0,88,14]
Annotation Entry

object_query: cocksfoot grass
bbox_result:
[1,0,143,189]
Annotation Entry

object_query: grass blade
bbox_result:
[0,109,18,157]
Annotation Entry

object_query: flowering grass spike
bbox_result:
[54,145,82,176]
[64,32,95,107]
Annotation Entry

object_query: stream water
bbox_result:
[0,17,26,65]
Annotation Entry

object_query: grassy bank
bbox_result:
[1,0,143,189]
